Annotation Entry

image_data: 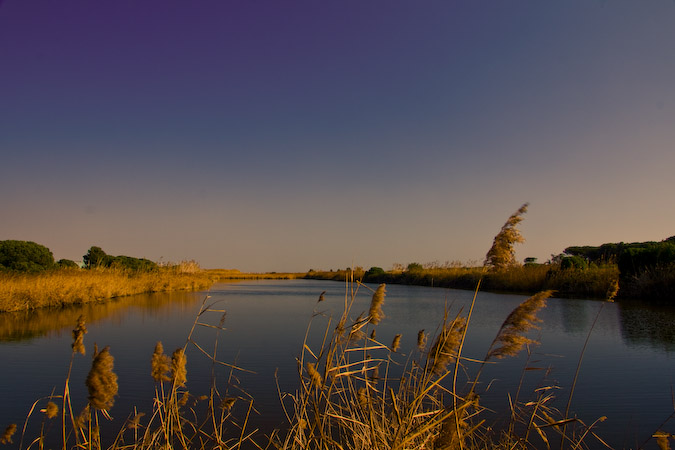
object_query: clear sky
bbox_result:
[1,1,674,272]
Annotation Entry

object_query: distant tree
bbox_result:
[83,246,110,268]
[365,266,386,278]
[109,255,158,271]
[524,257,540,267]
[57,259,80,269]
[406,262,423,272]
[560,255,589,270]
[391,263,405,272]
[0,240,55,272]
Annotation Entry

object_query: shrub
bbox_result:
[83,246,157,272]
[0,240,55,272]
[560,255,589,270]
[406,262,423,272]
[57,259,80,269]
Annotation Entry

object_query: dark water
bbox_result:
[1,280,674,449]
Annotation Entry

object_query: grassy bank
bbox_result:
[306,264,620,299]
[0,267,217,312]
[206,269,305,280]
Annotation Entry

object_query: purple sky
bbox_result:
[2,1,674,272]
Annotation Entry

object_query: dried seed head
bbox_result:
[318,291,326,302]
[45,401,59,419]
[178,391,190,407]
[486,290,552,360]
[127,412,145,430]
[370,329,376,340]
[349,314,366,342]
[151,342,171,382]
[171,348,187,387]
[72,315,87,355]
[1,424,16,444]
[306,363,323,388]
[357,387,368,408]
[220,397,237,410]
[428,316,467,375]
[391,334,402,352]
[86,346,118,410]
[368,284,386,325]
[417,329,427,351]
[484,203,528,270]
[75,405,90,429]
[654,430,672,450]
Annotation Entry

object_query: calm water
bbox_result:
[1,279,675,449]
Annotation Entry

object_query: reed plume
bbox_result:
[368,284,386,325]
[71,315,87,355]
[428,315,467,375]
[171,348,187,387]
[1,424,16,444]
[391,334,402,352]
[484,203,528,270]
[44,401,59,419]
[486,290,552,360]
[127,412,145,430]
[654,431,672,450]
[220,397,237,411]
[151,341,171,382]
[417,329,427,351]
[306,363,323,388]
[85,346,118,410]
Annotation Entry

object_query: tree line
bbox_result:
[0,240,158,273]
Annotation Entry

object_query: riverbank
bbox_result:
[305,264,620,299]
[0,267,217,312]
[205,268,305,279]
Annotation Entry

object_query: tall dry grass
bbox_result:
[0,266,216,312]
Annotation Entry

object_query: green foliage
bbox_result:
[83,246,157,272]
[0,240,55,272]
[110,255,158,271]
[57,259,80,269]
[364,266,386,282]
[406,262,423,272]
[560,255,589,270]
[618,242,675,279]
[83,246,111,268]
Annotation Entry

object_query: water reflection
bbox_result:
[0,290,210,342]
[618,300,675,352]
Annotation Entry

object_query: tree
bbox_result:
[57,259,80,269]
[406,262,423,272]
[484,203,528,270]
[83,246,110,268]
[0,240,55,272]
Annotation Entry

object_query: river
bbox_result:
[1,279,674,449]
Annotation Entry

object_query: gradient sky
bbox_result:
[1,1,674,272]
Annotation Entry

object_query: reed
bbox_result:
[0,266,217,312]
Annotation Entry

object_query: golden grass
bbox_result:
[308,264,620,299]
[0,266,217,312]
[205,269,305,280]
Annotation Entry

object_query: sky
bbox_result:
[1,1,674,272]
